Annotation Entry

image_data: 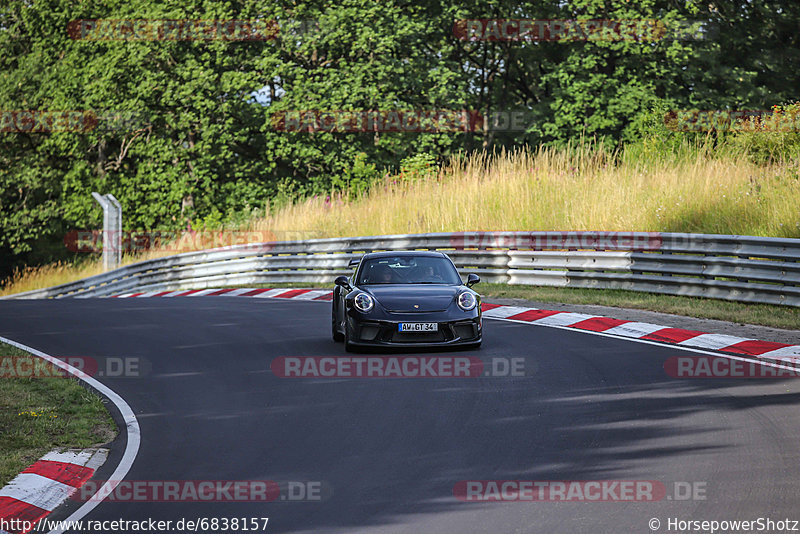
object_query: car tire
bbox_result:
[332,317,344,342]
[331,288,344,342]
[344,322,357,353]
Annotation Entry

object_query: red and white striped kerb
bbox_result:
[0,449,107,534]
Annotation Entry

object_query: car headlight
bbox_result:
[353,293,374,312]
[457,291,477,311]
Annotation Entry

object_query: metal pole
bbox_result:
[91,192,122,271]
[106,194,122,269]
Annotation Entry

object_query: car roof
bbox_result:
[359,251,448,259]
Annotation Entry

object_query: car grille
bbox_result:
[355,320,479,344]
[391,330,446,343]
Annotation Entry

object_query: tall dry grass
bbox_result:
[0,249,176,296]
[252,144,800,238]
[2,144,799,296]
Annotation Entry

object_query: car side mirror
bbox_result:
[334,275,352,290]
[466,273,480,287]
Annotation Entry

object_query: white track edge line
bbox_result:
[0,335,140,534]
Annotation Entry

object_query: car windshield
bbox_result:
[358,256,462,285]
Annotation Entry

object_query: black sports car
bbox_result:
[331,251,482,351]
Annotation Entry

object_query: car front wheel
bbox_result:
[344,321,356,353]
[332,316,344,342]
[331,287,344,342]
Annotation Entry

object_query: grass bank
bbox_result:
[0,342,117,486]
[250,144,800,238]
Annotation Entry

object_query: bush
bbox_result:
[723,103,800,164]
[627,101,800,166]
[622,102,714,165]
[398,152,438,182]
[331,152,382,199]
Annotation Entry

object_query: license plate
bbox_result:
[399,323,438,332]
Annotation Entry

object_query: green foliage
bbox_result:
[331,152,382,199]
[625,101,800,167]
[398,152,438,183]
[723,103,800,165]
[622,101,712,165]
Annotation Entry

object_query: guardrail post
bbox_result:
[91,192,123,271]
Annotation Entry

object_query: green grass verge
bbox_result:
[0,342,117,486]
[224,282,800,330]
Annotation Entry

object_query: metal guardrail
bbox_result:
[3,231,800,307]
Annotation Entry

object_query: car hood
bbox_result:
[363,284,463,312]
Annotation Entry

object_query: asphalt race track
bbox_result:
[2,297,800,533]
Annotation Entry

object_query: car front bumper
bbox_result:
[345,315,482,348]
